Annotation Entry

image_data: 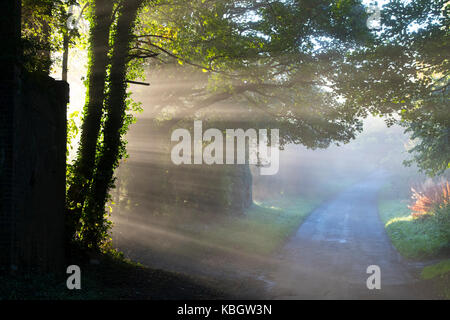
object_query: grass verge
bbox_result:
[172,177,358,257]
[378,182,450,299]
[378,198,447,259]
[421,259,450,299]
[190,197,322,255]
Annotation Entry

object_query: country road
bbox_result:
[113,169,439,299]
[266,170,435,299]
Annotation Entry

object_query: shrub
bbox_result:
[434,202,450,243]
[409,181,449,219]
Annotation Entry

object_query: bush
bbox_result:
[434,202,450,243]
[378,180,450,260]
[409,181,449,219]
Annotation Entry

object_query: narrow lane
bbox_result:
[268,170,430,299]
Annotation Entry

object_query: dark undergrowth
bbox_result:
[0,249,229,300]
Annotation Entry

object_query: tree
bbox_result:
[82,0,145,247]
[66,0,148,248]
[66,0,114,246]
[333,0,449,176]
[21,0,80,74]
[67,0,382,249]
[133,0,372,147]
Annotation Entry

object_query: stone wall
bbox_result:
[0,0,22,270]
[112,119,253,218]
[0,72,68,273]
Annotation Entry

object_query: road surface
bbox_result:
[266,170,433,299]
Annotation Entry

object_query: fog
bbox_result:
[103,65,433,298]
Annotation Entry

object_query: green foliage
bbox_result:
[21,0,83,73]
[334,0,449,176]
[403,94,450,176]
[67,111,80,157]
[379,199,448,259]
[65,0,117,249]
[134,0,373,148]
[422,259,450,280]
[67,0,146,250]
[60,0,447,250]
[434,202,450,243]
[378,179,450,260]
[421,259,450,299]
[65,0,375,250]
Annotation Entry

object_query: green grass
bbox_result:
[178,176,359,257]
[422,259,450,280]
[378,182,450,299]
[378,199,447,259]
[189,170,363,257]
[191,196,322,255]
[421,259,450,299]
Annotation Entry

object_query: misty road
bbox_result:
[267,170,432,299]
[113,169,438,299]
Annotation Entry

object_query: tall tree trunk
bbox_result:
[66,0,113,243]
[83,0,144,248]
